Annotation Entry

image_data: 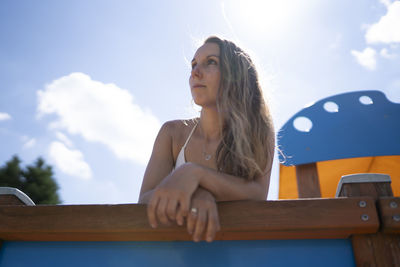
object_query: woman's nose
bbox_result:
[191,64,202,79]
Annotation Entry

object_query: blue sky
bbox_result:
[1,0,399,204]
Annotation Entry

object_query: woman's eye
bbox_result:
[191,63,197,69]
[207,59,217,65]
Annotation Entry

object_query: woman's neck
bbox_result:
[199,108,221,141]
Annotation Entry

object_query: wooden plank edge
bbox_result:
[378,197,400,233]
[0,198,380,241]
[0,226,379,242]
[295,163,321,198]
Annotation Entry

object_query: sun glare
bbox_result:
[225,0,314,40]
[241,1,291,32]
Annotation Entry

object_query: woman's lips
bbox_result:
[193,84,206,88]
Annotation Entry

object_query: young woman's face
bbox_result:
[189,42,221,108]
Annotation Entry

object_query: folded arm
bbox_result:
[194,162,272,201]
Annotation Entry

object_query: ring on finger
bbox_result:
[191,207,198,216]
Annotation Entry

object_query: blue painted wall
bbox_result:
[0,239,354,267]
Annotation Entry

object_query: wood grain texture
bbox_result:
[0,195,27,206]
[372,233,400,267]
[378,197,400,234]
[295,163,321,198]
[0,198,378,241]
[352,233,400,267]
[351,235,377,266]
[339,182,393,200]
[0,194,26,246]
[339,180,399,267]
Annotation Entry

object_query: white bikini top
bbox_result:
[174,122,198,169]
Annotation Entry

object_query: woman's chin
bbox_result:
[193,96,216,106]
[192,97,205,106]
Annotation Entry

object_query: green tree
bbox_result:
[0,155,61,204]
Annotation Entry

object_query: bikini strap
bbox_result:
[182,121,198,149]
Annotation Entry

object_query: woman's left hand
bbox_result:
[147,163,203,228]
[187,187,220,242]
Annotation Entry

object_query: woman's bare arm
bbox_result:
[138,121,175,204]
[181,133,274,201]
[200,134,275,201]
[195,163,272,201]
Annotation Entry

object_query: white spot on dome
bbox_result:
[323,101,339,113]
[359,95,373,105]
[293,116,313,132]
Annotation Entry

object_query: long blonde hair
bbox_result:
[204,36,274,180]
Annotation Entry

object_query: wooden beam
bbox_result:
[0,188,31,246]
[378,197,400,234]
[0,195,27,206]
[0,198,378,241]
[295,162,321,198]
[338,182,393,199]
[337,174,400,266]
[352,233,400,266]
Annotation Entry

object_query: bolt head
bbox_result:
[361,214,369,221]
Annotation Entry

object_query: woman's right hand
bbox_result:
[187,187,220,242]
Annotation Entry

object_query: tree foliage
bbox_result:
[0,155,61,204]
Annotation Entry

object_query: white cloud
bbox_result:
[379,0,392,8]
[380,48,397,59]
[37,72,161,165]
[351,47,377,70]
[55,131,73,147]
[0,112,11,121]
[23,138,36,149]
[366,1,400,44]
[49,141,92,180]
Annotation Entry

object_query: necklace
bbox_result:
[199,122,213,161]
[202,147,212,161]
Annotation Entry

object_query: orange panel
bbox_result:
[368,156,400,196]
[317,157,374,198]
[279,165,298,199]
[279,155,400,199]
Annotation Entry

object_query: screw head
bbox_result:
[361,214,369,221]
[393,215,400,222]
[359,201,367,208]
[390,201,398,209]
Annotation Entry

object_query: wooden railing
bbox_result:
[0,197,379,242]
[0,178,399,265]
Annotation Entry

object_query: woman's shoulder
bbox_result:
[160,118,199,158]
[162,118,199,133]
[161,118,199,144]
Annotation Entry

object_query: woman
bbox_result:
[139,36,275,242]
